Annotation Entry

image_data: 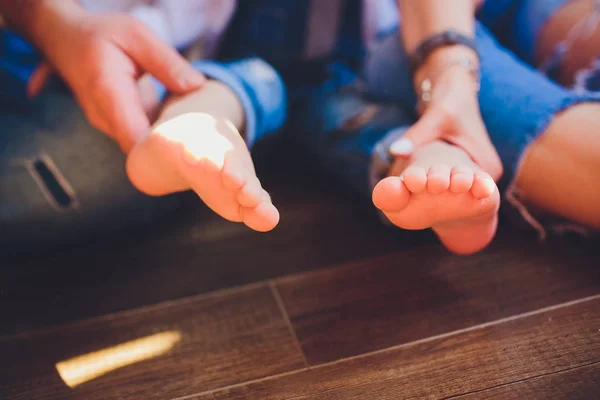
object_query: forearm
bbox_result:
[157,80,245,132]
[398,0,479,85]
[398,0,478,52]
[0,0,41,33]
[0,0,83,49]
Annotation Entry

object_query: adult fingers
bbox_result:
[122,21,205,94]
[389,104,453,157]
[88,72,152,152]
[27,63,53,98]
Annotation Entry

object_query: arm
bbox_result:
[398,0,479,93]
[399,0,477,52]
[0,0,55,32]
[0,0,205,153]
[0,0,81,45]
[392,0,503,180]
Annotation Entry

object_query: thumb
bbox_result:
[124,23,205,93]
[389,106,449,157]
[27,63,53,98]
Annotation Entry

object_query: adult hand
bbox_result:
[390,64,503,181]
[31,4,206,152]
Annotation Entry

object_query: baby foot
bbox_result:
[373,141,499,255]
[127,112,279,232]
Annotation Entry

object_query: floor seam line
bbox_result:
[269,281,310,368]
[440,359,600,399]
[172,293,600,399]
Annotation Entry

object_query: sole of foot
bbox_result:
[373,141,500,255]
[127,112,279,232]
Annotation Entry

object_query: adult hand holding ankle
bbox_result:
[391,46,503,181]
[393,0,503,181]
[0,0,206,153]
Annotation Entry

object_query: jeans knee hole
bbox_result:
[28,155,78,210]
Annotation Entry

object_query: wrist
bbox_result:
[414,45,479,88]
[29,0,86,53]
[414,46,481,114]
[197,80,245,130]
[158,80,245,132]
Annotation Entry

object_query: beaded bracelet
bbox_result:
[416,58,481,112]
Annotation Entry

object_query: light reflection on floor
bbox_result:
[55,331,182,388]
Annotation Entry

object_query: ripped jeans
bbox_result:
[479,0,600,88]
[285,20,600,237]
[0,79,179,257]
[2,0,599,255]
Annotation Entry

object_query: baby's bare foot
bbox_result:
[373,141,499,255]
[127,112,279,232]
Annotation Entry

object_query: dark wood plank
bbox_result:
[0,284,306,400]
[456,362,600,399]
[0,140,430,336]
[276,235,600,365]
[193,297,600,400]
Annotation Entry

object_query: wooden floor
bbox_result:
[1,141,599,399]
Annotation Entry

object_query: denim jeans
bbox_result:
[2,0,598,254]
[0,80,179,256]
[286,22,600,235]
[478,0,572,64]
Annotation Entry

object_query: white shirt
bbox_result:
[79,0,236,52]
[80,0,400,56]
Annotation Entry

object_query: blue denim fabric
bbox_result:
[513,0,571,61]
[0,79,180,256]
[0,29,43,109]
[576,56,600,91]
[478,0,571,64]
[364,23,600,187]
[288,22,600,204]
[218,0,364,70]
[0,29,178,256]
[218,0,313,65]
[285,63,414,195]
[0,33,289,255]
[0,26,290,255]
[151,58,287,148]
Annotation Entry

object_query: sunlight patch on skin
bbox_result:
[152,112,234,168]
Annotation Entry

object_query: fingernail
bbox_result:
[390,138,414,155]
[182,71,205,87]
